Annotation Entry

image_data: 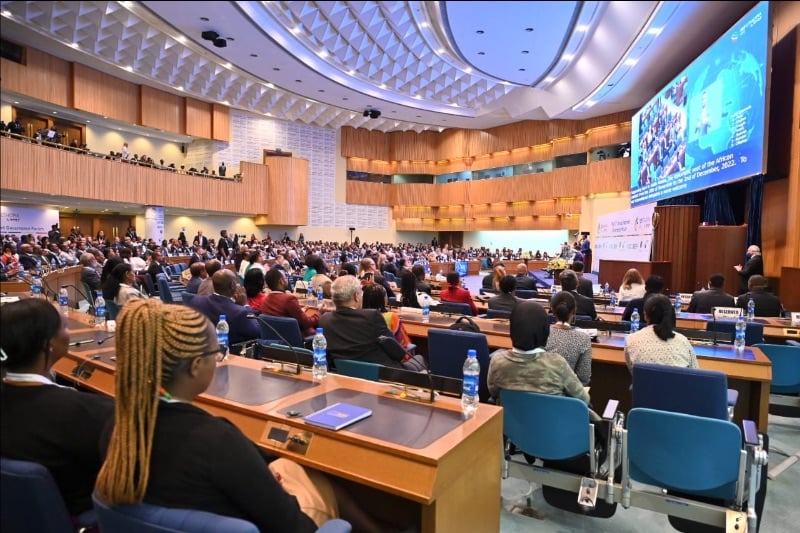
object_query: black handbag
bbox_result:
[449,316,480,333]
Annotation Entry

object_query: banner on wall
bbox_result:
[144,206,165,244]
[0,205,59,237]
[594,204,656,262]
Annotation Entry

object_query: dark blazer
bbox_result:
[514,274,537,291]
[621,293,658,322]
[576,276,594,298]
[186,294,261,351]
[737,254,763,292]
[488,292,521,312]
[687,288,735,314]
[185,276,203,294]
[194,235,209,250]
[554,290,597,319]
[736,289,784,317]
[318,307,404,369]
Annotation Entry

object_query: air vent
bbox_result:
[0,39,25,65]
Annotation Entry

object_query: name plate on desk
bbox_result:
[791,312,800,326]
[679,293,692,304]
[712,307,742,320]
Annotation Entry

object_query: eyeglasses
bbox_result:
[200,349,226,363]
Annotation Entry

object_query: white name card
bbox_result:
[712,307,742,320]
[791,312,800,326]
[679,293,692,304]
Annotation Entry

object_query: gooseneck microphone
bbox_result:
[97,334,115,345]
[246,315,303,375]
[60,283,96,313]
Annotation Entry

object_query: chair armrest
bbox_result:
[727,388,739,407]
[602,399,620,420]
[742,420,759,446]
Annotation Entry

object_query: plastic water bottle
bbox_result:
[630,308,640,333]
[461,349,480,418]
[216,314,230,359]
[94,291,107,327]
[734,313,746,352]
[316,285,324,308]
[609,291,617,309]
[674,296,683,316]
[31,273,43,299]
[604,282,610,296]
[312,328,328,380]
[747,297,755,321]
[422,303,430,323]
[59,285,69,314]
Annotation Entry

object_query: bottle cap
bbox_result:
[468,349,477,357]
[219,314,226,320]
[316,327,323,334]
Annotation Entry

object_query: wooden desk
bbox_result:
[399,311,773,432]
[1,266,83,306]
[53,315,503,533]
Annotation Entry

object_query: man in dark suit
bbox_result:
[556,269,597,319]
[318,275,406,369]
[184,262,207,294]
[688,273,735,313]
[622,275,665,321]
[736,275,784,317]
[217,230,233,262]
[734,245,763,293]
[412,264,432,295]
[185,269,260,354]
[194,230,209,250]
[572,261,594,298]
[488,275,521,313]
[514,263,537,291]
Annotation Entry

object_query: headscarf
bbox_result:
[509,300,550,351]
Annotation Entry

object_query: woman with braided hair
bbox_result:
[96,299,386,532]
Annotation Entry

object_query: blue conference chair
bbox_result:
[256,314,310,348]
[156,273,183,303]
[631,363,737,421]
[1,457,96,533]
[427,329,490,402]
[706,319,764,346]
[181,291,196,306]
[499,390,620,518]
[434,301,473,316]
[485,308,511,319]
[514,289,538,300]
[334,359,381,381]
[623,408,766,533]
[106,298,121,320]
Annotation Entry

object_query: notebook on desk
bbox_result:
[303,402,372,431]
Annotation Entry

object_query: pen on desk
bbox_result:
[69,339,95,346]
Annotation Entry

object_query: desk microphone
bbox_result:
[97,334,115,345]
[246,314,302,375]
[60,284,96,313]
[710,307,719,346]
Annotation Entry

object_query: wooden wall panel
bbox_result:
[185,98,213,138]
[586,122,632,149]
[551,166,588,198]
[141,86,185,133]
[0,48,71,108]
[395,183,436,206]
[653,205,702,293]
[390,130,438,161]
[0,137,268,215]
[73,64,139,124]
[346,181,393,206]
[211,103,230,142]
[341,128,390,159]
[264,157,308,225]
[552,134,586,157]
[762,179,790,277]
[695,226,747,296]
[587,157,631,193]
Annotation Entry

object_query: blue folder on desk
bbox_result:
[303,402,373,431]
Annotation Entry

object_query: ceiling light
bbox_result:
[647,27,663,36]
[624,58,638,66]
[562,54,574,61]
[223,62,232,69]
[576,25,589,32]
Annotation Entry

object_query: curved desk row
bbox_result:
[399,311,772,432]
[53,310,503,533]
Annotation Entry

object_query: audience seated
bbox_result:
[439,272,478,316]
[513,263,537,291]
[624,294,698,371]
[736,275,785,317]
[361,282,414,353]
[95,299,386,532]
[1,299,114,517]
[618,268,646,301]
[103,263,147,307]
[546,291,592,385]
[318,276,412,369]
[572,261,593,298]
[556,269,597,319]
[197,259,222,296]
[185,270,260,353]
[687,273,735,313]
[185,262,207,294]
[621,274,664,321]
[488,275,521,313]
[260,268,320,337]
[79,251,101,293]
[243,268,267,311]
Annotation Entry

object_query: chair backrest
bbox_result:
[753,343,800,393]
[1,457,76,533]
[499,390,591,460]
[427,329,490,402]
[181,291,196,306]
[106,298,121,320]
[377,366,463,397]
[143,273,157,296]
[514,289,537,300]
[257,315,305,348]
[631,362,730,420]
[82,280,96,304]
[156,273,175,303]
[382,271,396,283]
[486,308,511,319]
[706,319,764,346]
[626,408,742,500]
[258,343,314,367]
[434,301,473,316]
[334,359,381,381]
[91,493,258,532]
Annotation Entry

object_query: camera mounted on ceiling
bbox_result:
[201,30,228,48]
[363,108,381,119]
